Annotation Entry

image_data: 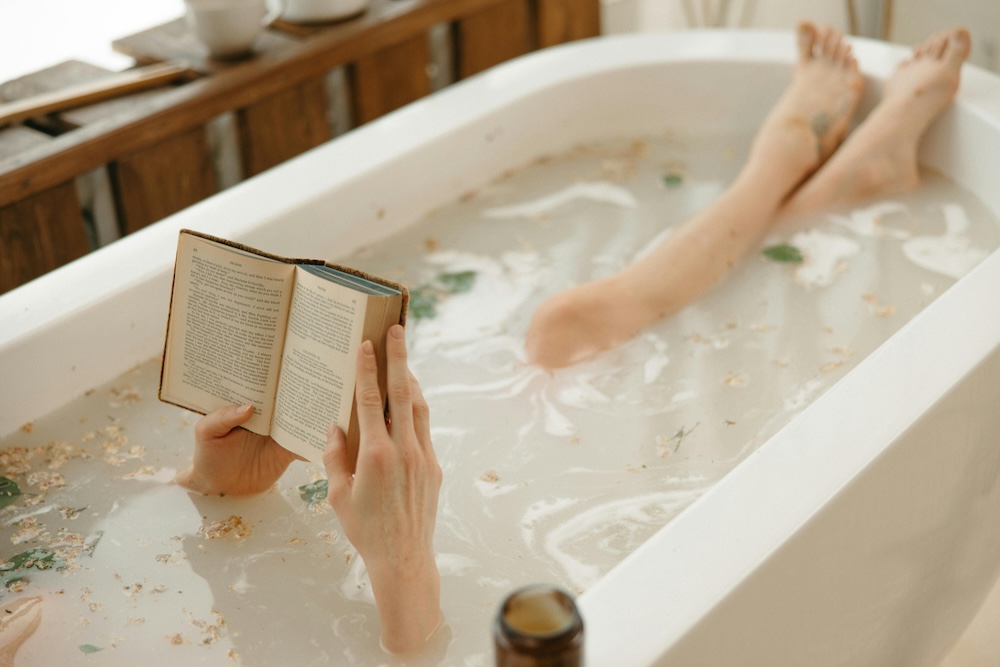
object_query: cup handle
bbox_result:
[264,0,283,26]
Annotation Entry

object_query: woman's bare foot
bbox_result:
[748,22,864,189]
[783,27,972,217]
[526,22,864,369]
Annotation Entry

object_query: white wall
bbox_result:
[603,0,1000,74]
[889,0,1000,73]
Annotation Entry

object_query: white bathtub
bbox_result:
[3,30,1000,665]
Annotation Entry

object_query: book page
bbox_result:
[160,233,294,434]
[270,267,367,462]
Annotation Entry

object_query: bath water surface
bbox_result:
[3,134,998,665]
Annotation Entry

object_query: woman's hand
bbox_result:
[323,324,443,653]
[176,403,302,496]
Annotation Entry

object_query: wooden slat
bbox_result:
[0,60,116,135]
[536,0,600,48]
[0,64,192,128]
[351,35,431,125]
[456,0,532,79]
[0,122,91,294]
[111,126,217,234]
[238,76,332,176]
[0,182,89,293]
[0,125,51,156]
[60,83,188,128]
[0,60,110,102]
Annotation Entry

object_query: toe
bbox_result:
[835,39,853,65]
[927,32,948,59]
[944,28,972,65]
[820,25,840,58]
[847,51,859,73]
[797,21,818,61]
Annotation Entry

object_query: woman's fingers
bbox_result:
[384,325,415,439]
[354,339,389,438]
[409,372,434,457]
[323,425,352,511]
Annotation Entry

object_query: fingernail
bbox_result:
[326,424,346,451]
[237,404,253,415]
[362,340,375,356]
[389,324,404,340]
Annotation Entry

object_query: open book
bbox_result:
[159,229,408,466]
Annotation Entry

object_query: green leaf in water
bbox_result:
[1,548,62,574]
[762,244,804,263]
[4,577,27,591]
[408,288,439,321]
[434,270,477,294]
[79,644,104,654]
[298,480,328,506]
[662,173,684,187]
[0,477,20,510]
[408,271,477,321]
[1,548,65,594]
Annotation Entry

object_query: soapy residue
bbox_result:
[3,136,998,666]
[903,203,989,279]
[481,181,637,219]
[789,229,861,288]
[827,199,990,279]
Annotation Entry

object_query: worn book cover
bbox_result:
[159,229,408,466]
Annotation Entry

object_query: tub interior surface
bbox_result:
[5,31,1000,666]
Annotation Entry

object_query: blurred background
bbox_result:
[2,0,999,85]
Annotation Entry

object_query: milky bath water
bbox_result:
[3,133,998,665]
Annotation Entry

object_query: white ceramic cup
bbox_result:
[275,0,370,24]
[184,0,270,60]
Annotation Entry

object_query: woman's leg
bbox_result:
[525,22,864,368]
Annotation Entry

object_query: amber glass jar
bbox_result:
[494,584,584,667]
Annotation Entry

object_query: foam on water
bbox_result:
[3,135,999,665]
[903,203,990,279]
[481,182,638,219]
